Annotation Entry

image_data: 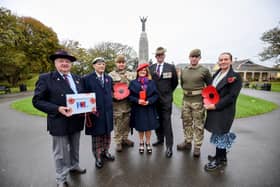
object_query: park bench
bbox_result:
[0,85,11,94]
[251,83,271,91]
[243,82,250,88]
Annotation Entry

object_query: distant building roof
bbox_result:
[233,59,279,72]
[176,59,279,72]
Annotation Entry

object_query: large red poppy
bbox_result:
[113,83,130,100]
[202,85,220,105]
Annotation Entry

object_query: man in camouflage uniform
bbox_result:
[109,55,135,152]
[177,49,212,157]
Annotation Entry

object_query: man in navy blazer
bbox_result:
[33,50,86,187]
[149,47,178,158]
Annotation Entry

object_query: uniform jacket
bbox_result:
[204,66,242,134]
[109,69,135,114]
[149,63,178,108]
[83,72,113,136]
[128,79,159,131]
[32,71,85,136]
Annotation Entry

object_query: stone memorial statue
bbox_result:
[140,17,147,32]
[139,17,149,64]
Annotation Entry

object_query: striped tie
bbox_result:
[156,64,161,76]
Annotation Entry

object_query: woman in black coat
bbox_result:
[129,63,159,154]
[203,52,242,171]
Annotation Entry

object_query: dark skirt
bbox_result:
[130,105,159,132]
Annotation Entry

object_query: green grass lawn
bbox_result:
[173,88,278,118]
[0,74,38,94]
[10,97,46,117]
[249,81,280,92]
[271,82,280,92]
[11,88,278,119]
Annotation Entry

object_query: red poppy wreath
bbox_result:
[202,85,220,105]
[113,83,130,100]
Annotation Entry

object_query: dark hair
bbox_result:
[219,52,232,61]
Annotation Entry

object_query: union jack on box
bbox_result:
[66,93,96,114]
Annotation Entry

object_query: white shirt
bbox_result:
[212,69,230,87]
[59,72,78,94]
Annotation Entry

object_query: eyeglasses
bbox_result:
[156,53,164,57]
[116,61,125,64]
[190,55,200,58]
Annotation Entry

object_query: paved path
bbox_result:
[0,89,279,187]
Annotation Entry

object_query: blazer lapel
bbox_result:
[72,74,82,93]
[150,64,160,80]
[52,71,74,93]
[215,67,235,91]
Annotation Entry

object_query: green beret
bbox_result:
[115,55,126,62]
[189,49,201,57]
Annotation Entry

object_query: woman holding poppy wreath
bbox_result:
[128,63,159,154]
[203,52,242,171]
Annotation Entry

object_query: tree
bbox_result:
[61,40,92,75]
[88,42,137,73]
[259,23,280,65]
[0,7,29,85]
[0,7,60,86]
[20,16,60,72]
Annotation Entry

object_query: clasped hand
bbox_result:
[204,104,216,110]
[138,99,148,106]
[58,106,73,117]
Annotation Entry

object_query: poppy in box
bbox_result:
[139,90,146,101]
[202,85,220,105]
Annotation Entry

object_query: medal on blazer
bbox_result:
[202,86,220,105]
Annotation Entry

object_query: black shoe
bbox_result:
[204,160,224,172]
[70,167,86,174]
[139,143,144,154]
[102,151,115,161]
[208,155,227,165]
[208,154,216,161]
[57,182,68,187]
[146,143,152,154]
[166,147,173,158]
[152,140,164,146]
[95,158,103,169]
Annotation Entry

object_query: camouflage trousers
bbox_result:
[181,100,205,148]
[113,111,131,144]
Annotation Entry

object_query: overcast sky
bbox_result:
[2,0,280,66]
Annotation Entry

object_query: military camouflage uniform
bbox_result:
[180,64,211,149]
[109,69,135,146]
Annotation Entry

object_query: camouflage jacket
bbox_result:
[109,69,136,113]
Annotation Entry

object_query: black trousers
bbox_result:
[155,102,173,148]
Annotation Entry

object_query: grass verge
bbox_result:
[173,88,278,118]
[10,89,279,119]
[10,97,46,117]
